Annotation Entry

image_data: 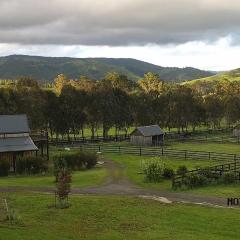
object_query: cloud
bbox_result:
[0,36,239,71]
[0,0,240,45]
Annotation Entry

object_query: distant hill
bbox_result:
[183,68,240,92]
[0,55,214,83]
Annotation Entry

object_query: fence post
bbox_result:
[119,146,121,153]
[139,147,142,156]
[172,176,175,189]
[234,154,237,172]
[208,152,211,160]
[98,145,101,152]
[185,150,187,160]
[162,148,164,156]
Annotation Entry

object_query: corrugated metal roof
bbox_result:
[0,115,30,134]
[131,125,164,137]
[0,136,38,153]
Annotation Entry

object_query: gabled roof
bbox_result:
[234,124,240,129]
[0,136,38,153]
[0,115,30,134]
[131,125,164,137]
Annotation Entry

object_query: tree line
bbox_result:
[0,72,240,138]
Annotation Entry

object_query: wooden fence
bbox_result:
[78,143,240,163]
[172,161,240,189]
[49,134,130,145]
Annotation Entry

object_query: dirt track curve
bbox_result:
[0,159,234,208]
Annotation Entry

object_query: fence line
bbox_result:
[49,134,130,145]
[172,161,240,189]
[78,143,240,163]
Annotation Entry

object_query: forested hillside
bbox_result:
[184,68,240,93]
[1,72,240,138]
[0,55,214,82]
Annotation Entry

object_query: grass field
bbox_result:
[0,192,240,240]
[0,167,107,188]
[105,153,240,197]
[168,142,240,154]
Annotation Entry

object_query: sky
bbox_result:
[0,0,239,71]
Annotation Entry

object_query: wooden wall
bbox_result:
[130,135,152,146]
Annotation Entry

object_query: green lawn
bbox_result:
[168,142,240,154]
[0,192,239,240]
[0,167,108,188]
[105,153,240,198]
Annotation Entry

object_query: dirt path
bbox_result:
[0,159,233,208]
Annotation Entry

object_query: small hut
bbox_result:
[0,115,38,172]
[130,125,164,146]
[233,124,240,137]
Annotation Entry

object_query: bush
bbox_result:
[223,172,236,184]
[162,167,174,179]
[0,158,10,176]
[55,168,72,209]
[53,151,98,173]
[143,162,163,183]
[16,156,48,175]
[82,151,98,169]
[53,155,68,182]
[183,173,208,188]
[176,165,188,175]
[198,168,214,178]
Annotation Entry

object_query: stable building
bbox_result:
[233,124,240,137]
[0,115,38,171]
[130,125,164,146]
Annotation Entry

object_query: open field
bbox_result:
[0,168,107,188]
[168,142,240,154]
[0,192,240,240]
[104,153,240,198]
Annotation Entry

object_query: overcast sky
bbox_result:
[0,0,239,71]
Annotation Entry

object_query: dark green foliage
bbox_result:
[16,156,48,175]
[143,162,163,183]
[0,159,10,176]
[82,151,98,169]
[183,173,208,188]
[53,155,68,182]
[198,168,215,178]
[162,167,175,179]
[222,172,236,184]
[53,151,98,174]
[176,165,188,175]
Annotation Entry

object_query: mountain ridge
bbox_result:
[0,55,215,82]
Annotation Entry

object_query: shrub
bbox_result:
[16,156,48,175]
[183,173,208,188]
[176,165,188,175]
[53,151,98,174]
[223,172,236,184]
[143,162,163,183]
[55,168,72,208]
[162,167,174,179]
[53,155,68,182]
[0,158,10,176]
[82,151,98,169]
[198,168,214,178]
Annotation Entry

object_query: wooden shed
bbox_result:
[130,125,164,146]
[233,124,240,137]
[0,115,38,172]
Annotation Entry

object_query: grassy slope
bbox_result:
[105,152,240,198]
[0,192,240,240]
[0,168,107,188]
[183,68,240,91]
